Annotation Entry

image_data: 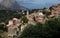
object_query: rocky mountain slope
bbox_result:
[0,0,27,10]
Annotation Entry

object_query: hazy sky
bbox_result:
[0,0,60,9]
[17,0,60,9]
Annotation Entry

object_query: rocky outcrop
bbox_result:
[0,0,28,11]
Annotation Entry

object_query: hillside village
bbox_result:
[0,3,60,38]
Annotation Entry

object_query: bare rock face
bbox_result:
[0,4,6,10]
[0,0,27,10]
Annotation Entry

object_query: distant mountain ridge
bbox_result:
[0,0,28,11]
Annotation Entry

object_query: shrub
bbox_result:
[19,23,49,38]
[45,18,60,31]
[19,18,60,38]
[45,18,60,37]
[22,17,28,23]
[0,24,8,32]
[0,24,4,30]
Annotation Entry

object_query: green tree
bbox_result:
[22,17,28,23]
[19,18,60,38]
[45,18,60,37]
